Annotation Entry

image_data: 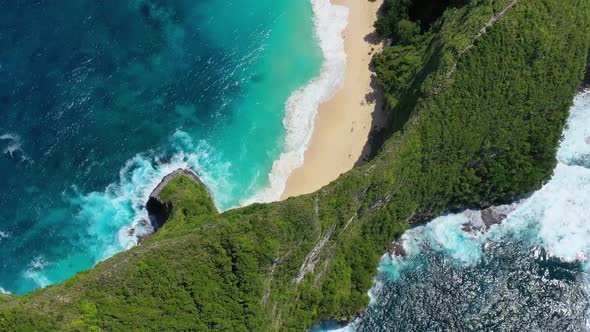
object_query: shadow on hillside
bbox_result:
[364,31,382,46]
[354,33,391,167]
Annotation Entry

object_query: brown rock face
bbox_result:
[481,208,508,230]
[388,238,407,257]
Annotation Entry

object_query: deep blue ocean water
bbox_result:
[0,0,323,294]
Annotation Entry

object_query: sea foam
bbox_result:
[18,131,233,289]
[13,0,336,288]
[314,87,590,332]
[13,1,348,289]
[509,90,590,262]
[23,256,51,289]
[366,90,590,330]
[404,91,590,261]
[0,134,20,155]
[331,90,590,332]
[243,0,349,204]
[71,131,231,259]
[0,133,29,162]
[386,90,590,264]
[558,91,590,168]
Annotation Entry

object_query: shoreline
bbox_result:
[281,0,386,199]
[242,0,349,205]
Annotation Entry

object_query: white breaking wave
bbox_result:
[72,130,232,261]
[35,0,349,290]
[382,90,590,265]
[23,256,51,289]
[243,0,349,205]
[0,133,26,161]
[558,91,590,167]
[493,90,590,262]
[386,91,590,263]
[18,131,233,289]
[0,134,20,155]
[312,87,590,332]
[498,162,590,261]
[334,90,590,332]
[0,287,10,295]
[404,213,486,265]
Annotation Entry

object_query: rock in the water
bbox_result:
[388,239,407,257]
[481,208,508,230]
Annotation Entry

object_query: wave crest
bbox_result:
[243,0,349,204]
[0,133,30,162]
[69,131,231,260]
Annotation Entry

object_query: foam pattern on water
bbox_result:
[20,132,232,290]
[244,0,349,204]
[0,0,324,294]
[558,92,590,168]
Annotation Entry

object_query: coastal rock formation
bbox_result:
[145,198,172,232]
[146,168,205,231]
[480,207,507,230]
[0,1,588,331]
[461,203,521,234]
[388,238,407,257]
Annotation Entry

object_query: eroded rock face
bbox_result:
[480,208,508,230]
[388,239,407,257]
[146,196,173,231]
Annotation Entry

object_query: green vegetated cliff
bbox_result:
[1,0,589,330]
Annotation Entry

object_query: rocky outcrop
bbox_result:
[294,225,336,283]
[146,169,204,231]
[460,203,521,234]
[388,238,407,257]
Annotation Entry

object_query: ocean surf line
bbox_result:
[0,0,346,294]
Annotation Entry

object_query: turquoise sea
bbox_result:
[8,1,588,328]
[0,0,332,294]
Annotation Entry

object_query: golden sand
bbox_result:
[281,0,386,199]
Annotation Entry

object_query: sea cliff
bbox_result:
[0,0,589,330]
[145,169,210,232]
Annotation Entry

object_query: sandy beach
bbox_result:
[281,0,386,199]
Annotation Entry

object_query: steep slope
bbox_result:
[0,0,589,330]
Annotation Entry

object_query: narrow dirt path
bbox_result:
[435,0,521,93]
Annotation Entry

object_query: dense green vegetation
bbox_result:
[373,0,590,209]
[0,0,589,330]
[154,175,218,238]
[375,0,470,40]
